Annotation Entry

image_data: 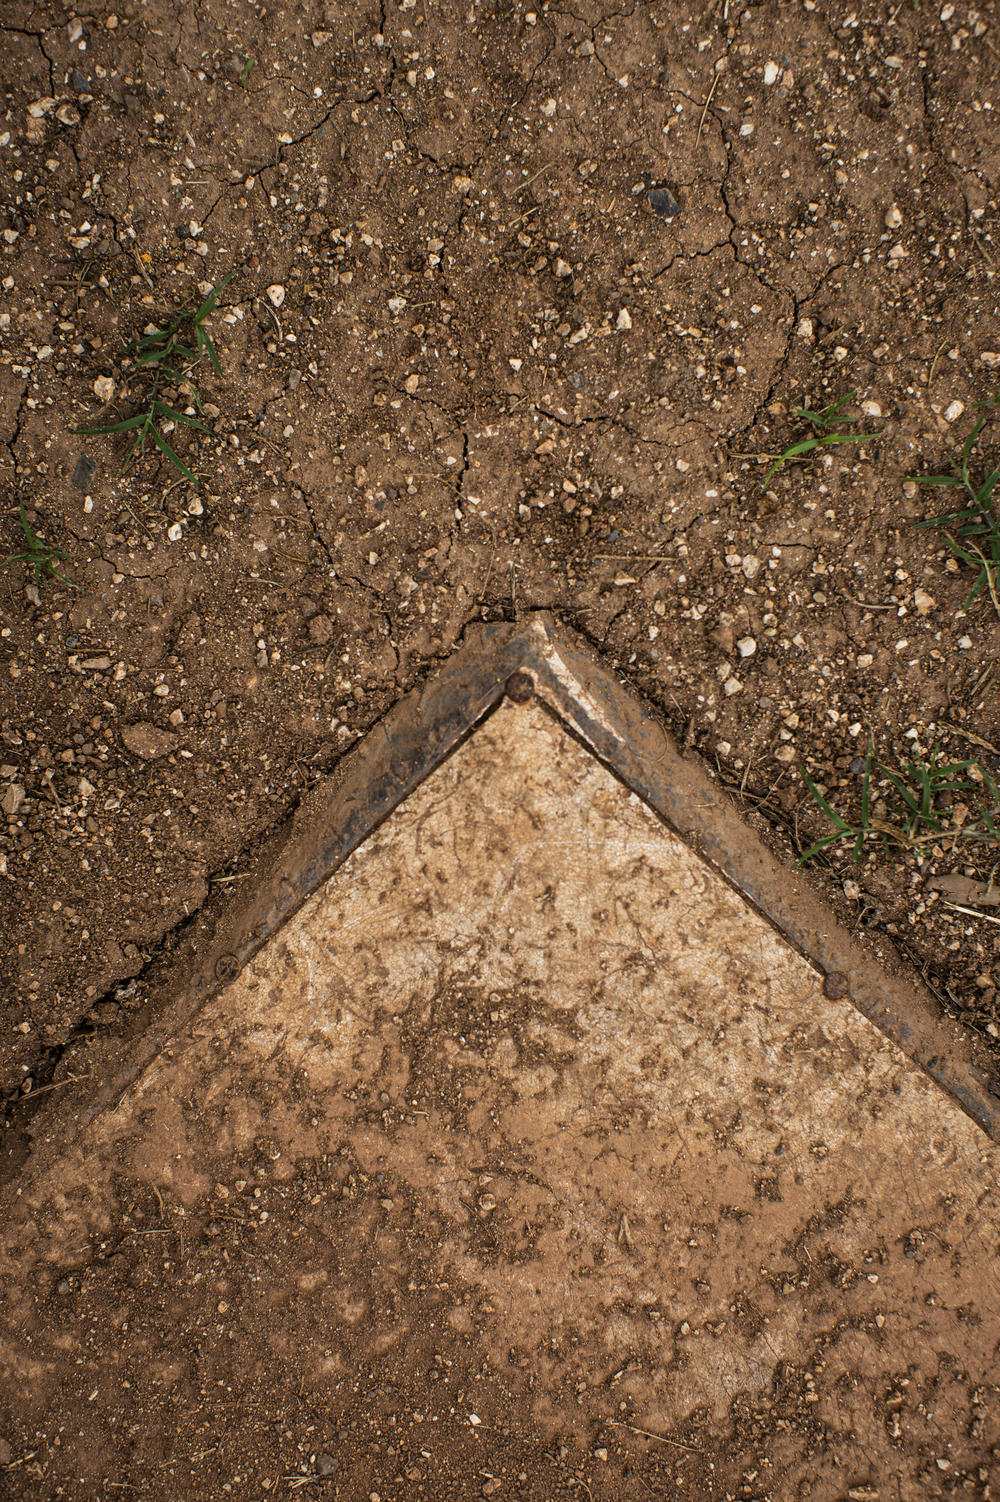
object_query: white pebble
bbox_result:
[724,677,743,696]
[266,284,285,308]
[860,399,881,417]
[553,258,572,278]
[615,308,632,331]
[957,635,972,649]
[943,400,965,423]
[166,522,183,542]
[739,121,754,137]
[736,637,757,657]
[93,375,115,403]
[884,205,903,229]
[763,61,780,85]
[796,317,814,339]
[741,555,762,581]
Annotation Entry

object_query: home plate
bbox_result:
[2,618,999,1500]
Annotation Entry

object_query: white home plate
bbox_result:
[1,677,999,1500]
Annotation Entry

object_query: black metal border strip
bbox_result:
[16,611,1000,1155]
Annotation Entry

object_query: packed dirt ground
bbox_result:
[3,0,1000,1492]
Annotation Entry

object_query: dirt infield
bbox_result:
[1,0,999,1191]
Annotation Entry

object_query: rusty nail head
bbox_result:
[505,671,534,703]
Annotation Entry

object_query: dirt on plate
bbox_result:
[3,698,999,1500]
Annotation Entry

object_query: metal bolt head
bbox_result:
[215,953,240,983]
[505,671,534,703]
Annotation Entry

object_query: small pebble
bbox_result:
[553,258,572,278]
[266,283,285,308]
[913,587,935,615]
[723,677,742,696]
[404,373,420,393]
[71,455,96,489]
[1,784,25,817]
[647,186,680,220]
[615,308,632,331]
[93,375,115,403]
[884,205,903,229]
[763,61,780,85]
[943,400,964,423]
[736,637,757,657]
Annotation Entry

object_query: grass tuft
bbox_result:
[907,401,1000,616]
[762,390,879,488]
[1,501,77,589]
[797,742,998,865]
[74,273,232,487]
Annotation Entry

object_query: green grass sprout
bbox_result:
[907,401,1000,616]
[762,390,879,488]
[797,742,998,865]
[74,273,232,487]
[1,501,77,589]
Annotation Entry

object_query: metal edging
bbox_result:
[12,610,1000,1160]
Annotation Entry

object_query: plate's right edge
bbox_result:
[517,612,1000,1143]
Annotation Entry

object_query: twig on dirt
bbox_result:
[943,903,1000,925]
[131,246,156,291]
[971,661,995,699]
[940,722,1000,755]
[608,1421,702,1454]
[2,1451,38,1472]
[475,520,498,604]
[696,68,721,146]
[513,163,552,197]
[927,339,950,386]
[19,1072,91,1102]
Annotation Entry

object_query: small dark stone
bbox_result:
[505,671,534,703]
[71,455,96,490]
[647,186,681,221]
[123,94,141,116]
[823,971,849,1000]
[71,69,91,94]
